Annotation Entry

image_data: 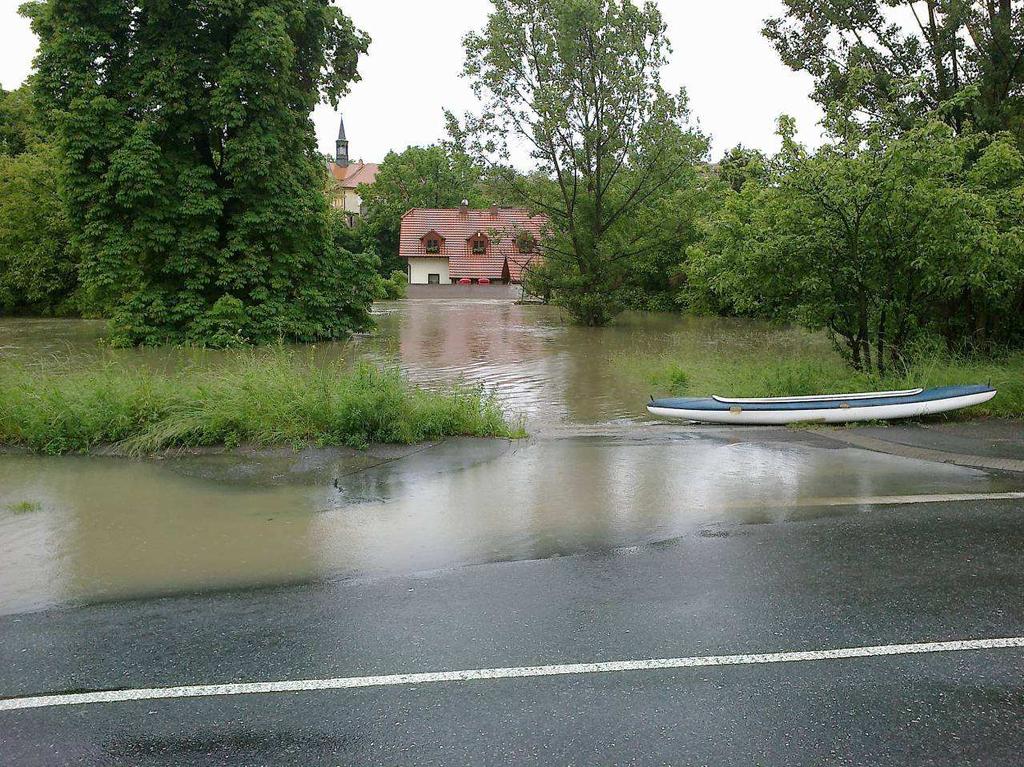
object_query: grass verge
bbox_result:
[0,352,524,455]
[622,345,1024,420]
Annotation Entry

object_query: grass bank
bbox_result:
[620,339,1024,420]
[0,353,523,455]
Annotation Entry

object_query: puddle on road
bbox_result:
[1,435,1016,614]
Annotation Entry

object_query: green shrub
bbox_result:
[189,295,249,348]
[374,270,408,300]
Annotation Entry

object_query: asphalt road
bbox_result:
[2,498,1023,766]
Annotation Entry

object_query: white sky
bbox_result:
[1,0,824,163]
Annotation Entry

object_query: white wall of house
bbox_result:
[342,188,362,214]
[407,257,450,285]
[331,189,362,214]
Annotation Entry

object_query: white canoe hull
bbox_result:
[647,389,997,425]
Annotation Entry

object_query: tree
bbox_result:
[356,144,491,274]
[0,85,76,315]
[21,0,374,345]
[715,145,769,193]
[923,130,1024,348]
[764,1,1024,140]
[689,118,1024,372]
[0,86,45,156]
[0,143,76,315]
[457,0,707,325]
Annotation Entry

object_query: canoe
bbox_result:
[647,385,997,425]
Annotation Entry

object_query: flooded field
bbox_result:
[1,302,1018,613]
[0,300,836,426]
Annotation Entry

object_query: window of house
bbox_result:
[427,273,440,284]
[471,238,487,255]
[425,238,440,254]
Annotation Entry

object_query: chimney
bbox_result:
[489,204,499,216]
[460,199,469,214]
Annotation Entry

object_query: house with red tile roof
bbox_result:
[399,203,547,285]
[326,113,379,226]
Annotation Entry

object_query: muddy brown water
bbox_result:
[0,301,834,424]
[1,302,1017,614]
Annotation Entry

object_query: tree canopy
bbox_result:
[456,0,707,325]
[679,1,1024,374]
[0,85,76,316]
[764,1,1024,139]
[689,118,1024,373]
[21,0,375,345]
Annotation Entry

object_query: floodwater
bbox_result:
[0,301,837,425]
[0,302,1018,614]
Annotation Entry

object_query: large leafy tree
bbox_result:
[764,1,1024,140]
[456,0,707,325]
[689,117,1024,372]
[0,85,76,316]
[21,0,374,345]
[356,144,492,273]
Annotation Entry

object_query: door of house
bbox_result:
[427,273,440,284]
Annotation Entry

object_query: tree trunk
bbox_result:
[857,290,872,374]
[848,333,863,372]
[876,309,887,378]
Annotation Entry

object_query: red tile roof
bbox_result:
[399,207,548,282]
[329,160,379,189]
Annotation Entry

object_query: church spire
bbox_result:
[335,113,349,167]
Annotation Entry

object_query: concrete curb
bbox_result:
[816,430,1024,474]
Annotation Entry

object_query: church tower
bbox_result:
[335,113,350,167]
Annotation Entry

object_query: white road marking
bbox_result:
[776,491,1024,508]
[2,636,1023,712]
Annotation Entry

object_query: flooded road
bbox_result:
[1,430,1018,614]
[1,302,1019,614]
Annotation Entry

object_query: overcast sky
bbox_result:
[1,1,825,163]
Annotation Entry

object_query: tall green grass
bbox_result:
[0,353,523,455]
[624,347,1024,420]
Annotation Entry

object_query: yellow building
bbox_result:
[326,114,379,227]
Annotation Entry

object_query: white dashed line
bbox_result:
[774,491,1024,507]
[2,636,1023,711]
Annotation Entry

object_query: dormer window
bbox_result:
[420,230,444,254]
[469,231,488,255]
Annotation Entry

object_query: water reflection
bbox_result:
[0,435,1014,614]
